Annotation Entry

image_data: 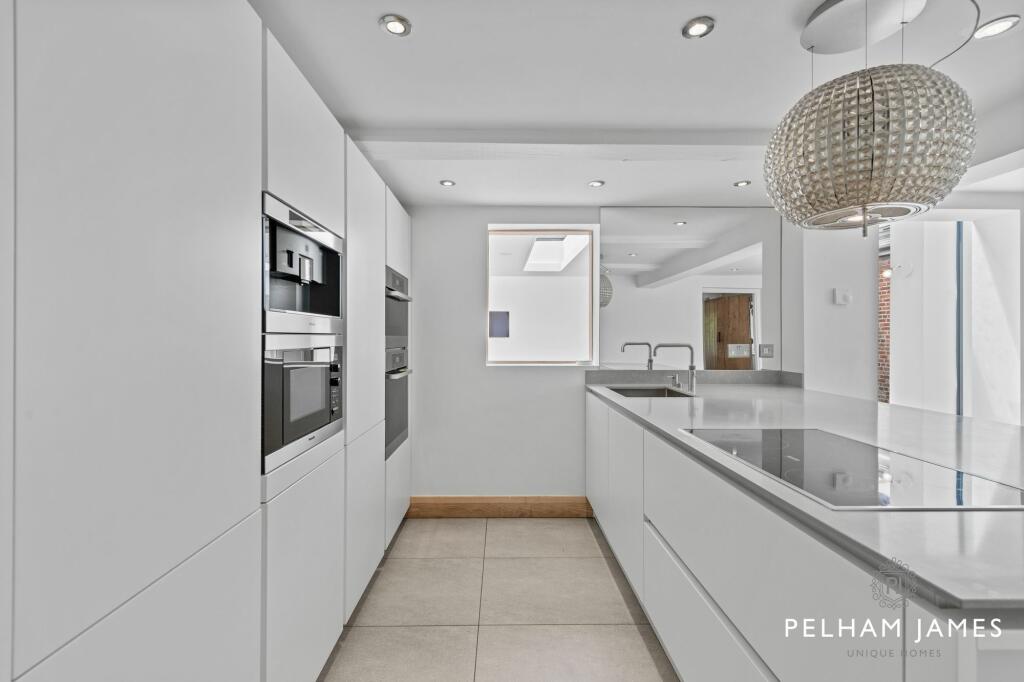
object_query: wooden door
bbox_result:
[703,294,753,370]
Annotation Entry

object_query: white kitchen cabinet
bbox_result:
[265,450,346,682]
[605,408,645,598]
[585,392,609,521]
[345,421,386,621]
[345,137,386,443]
[644,522,773,682]
[385,439,412,546]
[265,30,346,232]
[12,0,262,672]
[385,187,412,277]
[643,429,901,682]
[20,513,262,682]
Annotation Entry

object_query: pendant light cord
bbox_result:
[931,0,980,67]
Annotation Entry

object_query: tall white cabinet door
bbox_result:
[385,188,412,277]
[345,137,386,442]
[20,513,262,682]
[606,409,644,599]
[265,31,346,232]
[13,0,262,672]
[265,450,346,682]
[345,422,386,621]
[585,393,609,521]
[385,439,411,545]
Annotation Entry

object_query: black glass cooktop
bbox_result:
[689,429,1024,510]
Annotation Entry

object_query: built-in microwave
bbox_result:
[385,266,410,349]
[262,333,344,472]
[263,193,344,335]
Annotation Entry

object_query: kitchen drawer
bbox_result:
[644,522,774,682]
[643,430,901,682]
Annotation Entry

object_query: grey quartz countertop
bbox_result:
[586,383,1024,610]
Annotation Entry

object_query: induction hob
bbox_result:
[689,428,1024,510]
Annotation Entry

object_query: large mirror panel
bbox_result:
[598,207,785,374]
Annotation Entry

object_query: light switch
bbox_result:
[833,288,852,305]
[758,344,774,358]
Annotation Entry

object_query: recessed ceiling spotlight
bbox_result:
[682,16,715,39]
[729,267,740,272]
[627,252,638,257]
[379,14,412,36]
[674,221,688,226]
[733,180,752,187]
[588,180,606,188]
[439,179,455,187]
[974,15,1020,39]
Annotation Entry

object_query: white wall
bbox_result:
[802,227,879,400]
[489,274,590,362]
[599,273,762,369]
[889,221,959,414]
[0,1,13,678]
[411,206,598,496]
[964,215,1021,424]
[781,221,804,374]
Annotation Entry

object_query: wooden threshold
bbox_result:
[407,495,593,519]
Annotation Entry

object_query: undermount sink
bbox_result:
[607,386,692,398]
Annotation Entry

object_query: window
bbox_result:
[487,227,597,365]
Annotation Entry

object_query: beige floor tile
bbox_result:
[388,518,487,558]
[320,626,478,682]
[351,558,483,626]
[485,518,609,558]
[479,558,641,625]
[475,624,678,682]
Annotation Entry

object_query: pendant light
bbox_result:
[764,0,978,231]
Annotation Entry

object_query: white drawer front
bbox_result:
[644,523,775,682]
[644,430,902,682]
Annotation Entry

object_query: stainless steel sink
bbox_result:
[607,386,691,398]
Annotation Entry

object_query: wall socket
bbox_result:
[758,344,775,358]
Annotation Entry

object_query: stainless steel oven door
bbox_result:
[384,347,410,459]
[263,333,344,473]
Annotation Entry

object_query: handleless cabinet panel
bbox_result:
[605,408,644,598]
[344,137,386,442]
[644,523,774,682]
[12,0,262,672]
[19,514,261,682]
[585,393,609,521]
[265,450,346,682]
[345,421,386,621]
[385,439,411,546]
[385,188,412,278]
[265,31,345,233]
[643,430,901,682]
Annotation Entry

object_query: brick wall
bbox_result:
[877,258,891,403]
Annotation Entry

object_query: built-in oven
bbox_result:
[263,333,344,472]
[385,266,410,349]
[263,193,344,335]
[384,347,410,459]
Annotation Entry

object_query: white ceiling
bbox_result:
[250,0,1024,207]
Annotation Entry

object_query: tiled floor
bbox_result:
[319,518,679,682]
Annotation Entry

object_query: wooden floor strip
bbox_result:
[407,495,593,518]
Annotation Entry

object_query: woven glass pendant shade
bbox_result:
[764,64,975,230]
[599,273,614,307]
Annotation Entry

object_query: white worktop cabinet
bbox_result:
[265,450,346,682]
[385,187,412,277]
[265,30,346,232]
[385,439,412,545]
[12,0,262,673]
[345,421,386,621]
[344,137,386,443]
[605,408,645,599]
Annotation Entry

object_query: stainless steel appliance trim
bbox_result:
[264,333,344,351]
[385,289,412,302]
[263,192,344,252]
[385,425,408,460]
[264,418,345,473]
[265,309,344,335]
[385,335,409,350]
[386,369,412,380]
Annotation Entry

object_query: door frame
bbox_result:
[700,287,762,371]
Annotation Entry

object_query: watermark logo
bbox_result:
[870,557,917,609]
